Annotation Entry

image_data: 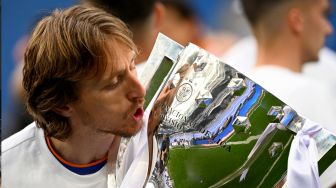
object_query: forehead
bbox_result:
[100,40,136,77]
[78,39,135,85]
[316,0,330,7]
[310,0,330,8]
[298,0,330,14]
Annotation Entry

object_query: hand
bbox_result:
[147,82,173,137]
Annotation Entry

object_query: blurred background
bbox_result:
[2,0,79,139]
[2,0,336,140]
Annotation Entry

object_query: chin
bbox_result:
[120,129,141,138]
[310,55,319,62]
[120,122,143,138]
[99,123,142,137]
[304,52,319,63]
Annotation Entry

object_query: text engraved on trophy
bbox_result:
[176,83,193,102]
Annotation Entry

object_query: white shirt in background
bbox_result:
[247,65,336,133]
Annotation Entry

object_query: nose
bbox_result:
[126,71,146,103]
[326,20,333,36]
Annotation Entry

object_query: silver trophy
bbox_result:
[139,34,336,188]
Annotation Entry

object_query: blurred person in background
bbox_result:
[160,0,199,46]
[82,0,165,75]
[239,0,336,133]
[221,0,336,93]
[303,0,336,93]
[325,0,336,51]
[160,0,238,56]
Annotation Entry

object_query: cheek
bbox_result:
[84,89,130,114]
[102,97,129,115]
[94,105,124,124]
[97,91,124,106]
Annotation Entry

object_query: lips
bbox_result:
[132,107,144,121]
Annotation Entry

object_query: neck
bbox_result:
[255,35,303,73]
[133,14,157,64]
[50,132,120,165]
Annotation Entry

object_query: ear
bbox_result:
[53,105,73,117]
[287,8,304,35]
[153,2,165,30]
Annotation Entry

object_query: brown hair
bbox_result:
[241,0,314,36]
[241,0,286,26]
[23,5,137,140]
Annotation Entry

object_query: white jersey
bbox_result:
[221,36,257,75]
[114,111,157,188]
[2,117,154,188]
[2,122,108,188]
[304,48,336,93]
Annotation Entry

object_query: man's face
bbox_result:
[70,41,146,137]
[301,0,333,62]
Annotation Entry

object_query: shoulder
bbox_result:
[2,122,40,155]
[221,36,256,73]
[249,66,318,90]
[288,74,331,94]
[1,122,43,186]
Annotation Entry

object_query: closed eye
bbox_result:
[104,75,124,90]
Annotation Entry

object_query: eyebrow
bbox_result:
[102,51,137,82]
